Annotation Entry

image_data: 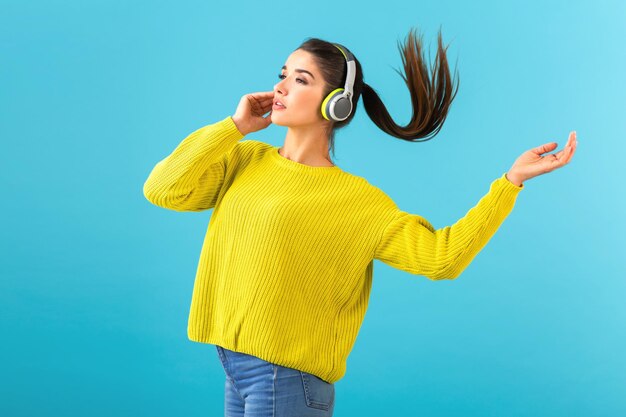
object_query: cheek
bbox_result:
[294,94,322,112]
[307,91,326,109]
[300,91,319,102]
[284,90,325,116]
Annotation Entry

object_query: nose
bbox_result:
[274,77,287,95]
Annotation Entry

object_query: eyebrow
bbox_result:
[281,65,315,80]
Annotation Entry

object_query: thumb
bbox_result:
[532,142,558,155]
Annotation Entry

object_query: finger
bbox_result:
[255,98,276,109]
[250,91,275,99]
[564,140,577,164]
[554,132,577,159]
[247,94,273,104]
[555,144,575,166]
[563,132,573,151]
[563,146,573,165]
[252,100,275,115]
[532,142,558,155]
[558,147,570,164]
[550,152,563,163]
[252,98,274,109]
[563,134,577,162]
[252,96,275,107]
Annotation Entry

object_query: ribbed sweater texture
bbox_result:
[143,115,524,383]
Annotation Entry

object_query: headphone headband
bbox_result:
[332,43,356,98]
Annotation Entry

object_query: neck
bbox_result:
[280,125,334,167]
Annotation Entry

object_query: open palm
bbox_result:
[509,131,578,184]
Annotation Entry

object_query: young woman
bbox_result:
[143,27,577,417]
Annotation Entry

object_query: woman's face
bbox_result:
[272,49,328,127]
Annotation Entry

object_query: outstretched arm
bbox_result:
[374,130,578,280]
[374,173,524,280]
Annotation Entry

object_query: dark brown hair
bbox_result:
[296,26,460,161]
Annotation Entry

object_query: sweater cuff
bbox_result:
[221,115,246,139]
[502,172,524,190]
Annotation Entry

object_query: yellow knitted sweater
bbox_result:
[143,115,524,384]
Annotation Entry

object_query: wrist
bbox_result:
[505,171,524,187]
[231,116,248,136]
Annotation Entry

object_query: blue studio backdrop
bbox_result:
[1,0,624,416]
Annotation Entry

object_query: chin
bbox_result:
[270,116,287,127]
[270,112,296,126]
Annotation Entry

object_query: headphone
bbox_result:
[320,43,356,122]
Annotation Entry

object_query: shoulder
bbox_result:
[226,139,273,163]
[342,172,399,212]
[230,139,271,155]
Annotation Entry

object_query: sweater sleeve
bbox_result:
[143,116,245,212]
[373,173,524,280]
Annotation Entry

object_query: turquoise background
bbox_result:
[2,0,624,416]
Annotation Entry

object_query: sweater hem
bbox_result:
[187,330,340,384]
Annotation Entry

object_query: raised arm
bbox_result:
[373,173,524,280]
[143,116,245,212]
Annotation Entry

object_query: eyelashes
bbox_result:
[277,74,307,84]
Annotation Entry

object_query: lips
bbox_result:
[273,99,286,109]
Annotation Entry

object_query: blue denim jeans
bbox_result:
[215,345,335,417]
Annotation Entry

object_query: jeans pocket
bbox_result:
[300,371,335,411]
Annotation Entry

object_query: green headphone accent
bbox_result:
[321,43,356,122]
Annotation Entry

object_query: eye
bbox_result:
[277,73,307,84]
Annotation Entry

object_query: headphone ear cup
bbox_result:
[321,88,345,121]
[331,96,353,121]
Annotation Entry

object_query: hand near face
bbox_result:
[231,91,274,136]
